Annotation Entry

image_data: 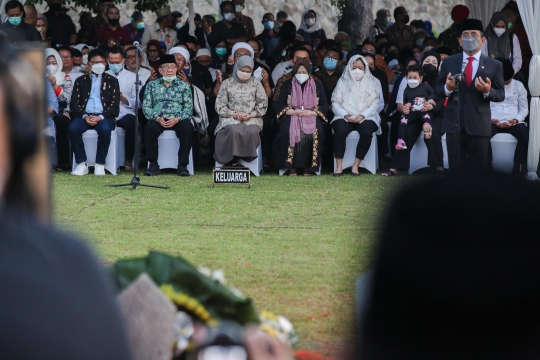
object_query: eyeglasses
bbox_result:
[325,56,339,61]
[175,58,186,64]
[60,55,72,59]
[161,65,177,70]
[90,61,106,65]
[362,49,375,54]
[234,53,250,58]
[126,55,136,60]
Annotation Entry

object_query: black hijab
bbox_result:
[485,12,513,60]
[420,50,441,87]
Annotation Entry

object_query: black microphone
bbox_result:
[450,60,468,80]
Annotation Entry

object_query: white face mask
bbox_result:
[407,79,420,88]
[235,5,243,13]
[295,73,309,84]
[224,12,235,21]
[175,22,182,29]
[82,54,88,64]
[351,68,364,81]
[46,64,58,75]
[72,66,81,72]
[493,27,506,37]
[92,63,106,75]
[305,18,315,26]
[236,70,251,81]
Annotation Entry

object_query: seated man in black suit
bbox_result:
[436,19,505,173]
[69,48,120,176]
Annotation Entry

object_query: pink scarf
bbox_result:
[289,76,317,147]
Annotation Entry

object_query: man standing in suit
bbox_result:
[69,48,120,176]
[436,19,505,172]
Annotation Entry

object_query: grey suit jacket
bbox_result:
[436,53,505,137]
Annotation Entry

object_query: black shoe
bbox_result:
[144,162,161,176]
[351,171,360,176]
[177,164,190,177]
[332,172,343,177]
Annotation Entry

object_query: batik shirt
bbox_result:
[142,77,193,121]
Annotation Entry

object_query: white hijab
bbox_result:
[298,9,322,34]
[331,55,379,117]
[45,48,65,86]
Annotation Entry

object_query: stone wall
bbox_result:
[35,0,465,41]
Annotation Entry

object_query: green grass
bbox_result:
[52,168,410,356]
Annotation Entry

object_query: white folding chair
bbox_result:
[491,133,518,174]
[72,129,117,175]
[408,132,450,174]
[215,145,263,177]
[333,131,378,175]
[116,127,136,168]
[147,130,194,175]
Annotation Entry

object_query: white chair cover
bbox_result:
[216,145,263,177]
[72,129,117,175]
[147,130,194,175]
[517,0,540,179]
[491,133,518,174]
[408,132,450,174]
[332,131,378,175]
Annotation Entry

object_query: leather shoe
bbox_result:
[177,165,190,177]
[144,161,161,176]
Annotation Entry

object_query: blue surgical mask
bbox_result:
[136,22,145,30]
[216,47,227,56]
[183,68,191,76]
[8,16,22,26]
[416,38,425,47]
[163,75,177,83]
[263,21,274,30]
[109,63,123,74]
[323,57,338,70]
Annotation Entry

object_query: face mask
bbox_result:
[323,58,338,70]
[263,21,274,30]
[72,66,81,72]
[136,22,145,30]
[216,47,227,56]
[351,68,364,81]
[507,22,513,29]
[403,15,410,24]
[92,63,106,75]
[494,28,506,37]
[109,63,123,74]
[341,50,348,59]
[281,49,287,57]
[407,79,420,88]
[237,70,251,81]
[274,23,281,32]
[235,5,243,13]
[416,39,425,47]
[295,73,309,84]
[108,18,120,26]
[305,18,315,26]
[163,75,177,83]
[422,64,437,76]
[175,22,182,29]
[46,64,58,75]
[224,13,235,21]
[36,26,46,33]
[8,16,22,26]
[387,16,392,22]
[50,3,62,11]
[183,68,191,76]
[461,36,480,52]
[82,54,88,64]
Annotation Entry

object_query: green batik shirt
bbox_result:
[143,77,193,121]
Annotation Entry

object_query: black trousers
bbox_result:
[332,119,379,160]
[52,114,71,168]
[399,111,432,143]
[446,130,491,172]
[144,120,193,166]
[116,114,137,161]
[390,115,432,170]
[377,111,390,159]
[491,123,529,166]
[427,115,444,168]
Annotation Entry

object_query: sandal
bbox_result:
[381,169,398,177]
[423,122,432,139]
[289,170,297,177]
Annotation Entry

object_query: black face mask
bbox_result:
[422,64,437,76]
[108,18,120,26]
[403,15,410,24]
[50,3,62,11]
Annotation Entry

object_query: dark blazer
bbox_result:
[436,53,505,137]
[70,73,120,119]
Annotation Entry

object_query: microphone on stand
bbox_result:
[133,41,143,49]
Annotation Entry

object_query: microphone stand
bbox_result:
[108,44,169,190]
[453,73,462,174]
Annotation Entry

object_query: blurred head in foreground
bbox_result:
[359,173,540,359]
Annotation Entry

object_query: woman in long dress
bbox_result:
[273,58,328,176]
[331,55,383,176]
[214,55,268,166]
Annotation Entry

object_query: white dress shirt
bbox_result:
[490,79,528,124]
[481,34,522,73]
[445,50,484,96]
[106,68,137,119]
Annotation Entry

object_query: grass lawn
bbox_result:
[52,168,410,356]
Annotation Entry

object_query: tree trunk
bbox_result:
[338,0,373,47]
